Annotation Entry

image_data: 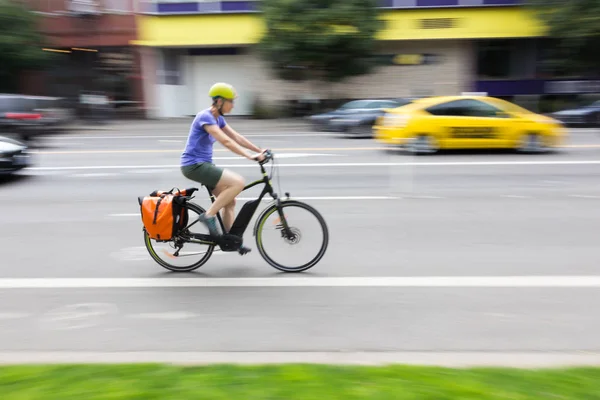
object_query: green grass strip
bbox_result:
[1,364,600,399]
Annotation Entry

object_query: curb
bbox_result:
[0,351,600,367]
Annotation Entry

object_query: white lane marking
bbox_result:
[127,312,197,320]
[24,170,63,176]
[191,153,342,160]
[123,155,340,173]
[46,133,323,140]
[107,196,402,217]
[237,196,398,200]
[40,142,85,146]
[71,173,121,178]
[246,195,398,201]
[0,313,30,320]
[128,169,172,174]
[2,276,600,289]
[28,160,600,171]
[1,351,600,366]
[501,195,531,199]
[110,245,226,259]
[569,194,600,199]
[405,195,444,199]
[31,165,176,171]
[158,140,184,143]
[110,247,151,262]
[270,153,342,158]
[39,303,119,331]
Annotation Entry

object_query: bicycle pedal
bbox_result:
[238,247,251,256]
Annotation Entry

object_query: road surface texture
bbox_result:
[1,122,600,366]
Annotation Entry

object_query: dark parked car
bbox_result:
[0,94,72,141]
[308,98,412,137]
[551,100,600,127]
[0,135,30,176]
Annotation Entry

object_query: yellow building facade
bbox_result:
[133,1,548,117]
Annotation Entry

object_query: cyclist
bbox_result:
[181,82,266,244]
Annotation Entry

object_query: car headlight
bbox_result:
[383,113,410,127]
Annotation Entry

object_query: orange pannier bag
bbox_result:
[138,188,194,241]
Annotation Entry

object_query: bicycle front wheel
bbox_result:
[254,200,329,272]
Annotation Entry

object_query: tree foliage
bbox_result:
[0,0,52,92]
[526,0,600,76]
[257,0,385,84]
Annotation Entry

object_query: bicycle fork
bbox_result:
[274,195,296,241]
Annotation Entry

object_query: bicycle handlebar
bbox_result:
[258,149,274,166]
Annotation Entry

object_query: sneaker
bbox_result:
[198,213,220,237]
[238,245,252,255]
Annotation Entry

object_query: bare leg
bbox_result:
[211,186,237,233]
[200,170,251,253]
[205,169,244,223]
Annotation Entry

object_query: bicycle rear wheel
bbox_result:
[254,200,329,272]
[143,202,215,272]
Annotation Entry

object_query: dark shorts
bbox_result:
[181,162,224,190]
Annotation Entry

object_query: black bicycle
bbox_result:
[143,150,329,273]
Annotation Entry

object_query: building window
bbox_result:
[158,49,181,86]
[476,39,512,79]
[102,0,132,12]
[66,0,100,14]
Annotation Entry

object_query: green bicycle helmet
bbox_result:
[209,82,237,101]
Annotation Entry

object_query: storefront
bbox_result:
[133,2,545,118]
[472,36,600,112]
[20,0,144,118]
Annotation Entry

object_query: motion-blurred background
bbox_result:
[1,0,599,137]
[1,0,600,382]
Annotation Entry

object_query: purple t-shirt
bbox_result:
[181,109,226,166]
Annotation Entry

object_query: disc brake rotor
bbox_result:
[282,227,301,245]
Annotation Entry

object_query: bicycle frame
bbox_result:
[183,160,290,247]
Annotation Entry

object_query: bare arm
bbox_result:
[222,124,262,153]
[205,124,259,161]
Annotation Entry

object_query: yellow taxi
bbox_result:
[374,95,566,154]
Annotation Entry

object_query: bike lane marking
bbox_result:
[1,276,600,288]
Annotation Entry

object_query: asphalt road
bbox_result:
[1,123,600,366]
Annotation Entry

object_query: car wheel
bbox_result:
[346,124,371,139]
[406,134,437,155]
[517,133,548,154]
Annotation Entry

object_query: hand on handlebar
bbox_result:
[251,151,266,162]
[252,149,272,164]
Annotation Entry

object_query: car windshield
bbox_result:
[338,100,371,110]
[487,98,535,115]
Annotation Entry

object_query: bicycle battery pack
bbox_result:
[229,198,262,236]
